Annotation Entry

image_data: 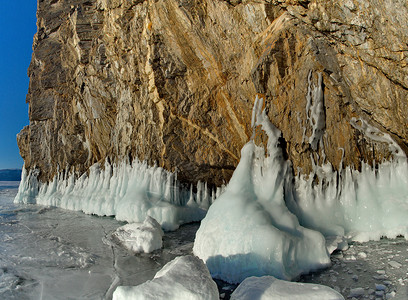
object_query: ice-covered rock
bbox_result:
[230,276,344,300]
[111,216,164,253]
[194,97,330,283]
[112,255,218,300]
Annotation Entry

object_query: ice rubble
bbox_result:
[15,160,214,231]
[193,96,331,283]
[111,216,164,253]
[231,276,344,300]
[112,255,218,300]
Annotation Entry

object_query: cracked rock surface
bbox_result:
[19,0,408,185]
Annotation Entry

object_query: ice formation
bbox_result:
[15,68,408,268]
[194,91,408,283]
[15,160,212,231]
[293,112,408,242]
[112,255,218,300]
[305,71,325,150]
[231,276,344,300]
[193,96,331,283]
[111,216,164,253]
[293,156,408,242]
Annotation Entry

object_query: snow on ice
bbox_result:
[111,216,164,253]
[112,255,218,300]
[231,276,344,300]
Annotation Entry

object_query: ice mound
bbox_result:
[15,160,211,231]
[231,276,344,300]
[112,255,218,300]
[111,216,164,253]
[193,96,331,283]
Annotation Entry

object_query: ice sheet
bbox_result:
[1,184,199,299]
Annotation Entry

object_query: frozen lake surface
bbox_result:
[0,182,198,299]
[1,181,408,299]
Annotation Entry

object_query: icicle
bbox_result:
[305,71,325,150]
[14,159,212,231]
[350,117,405,162]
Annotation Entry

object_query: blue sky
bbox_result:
[0,1,37,169]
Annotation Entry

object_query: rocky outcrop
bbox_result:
[19,0,408,187]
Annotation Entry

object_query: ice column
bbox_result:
[193,95,331,283]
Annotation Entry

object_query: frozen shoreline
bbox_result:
[0,184,199,299]
[2,183,408,299]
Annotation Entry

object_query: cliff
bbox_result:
[18,0,408,187]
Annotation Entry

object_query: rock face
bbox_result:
[19,0,408,186]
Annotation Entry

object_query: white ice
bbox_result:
[15,160,210,231]
[15,68,408,282]
[231,276,344,300]
[112,255,218,300]
[291,75,408,243]
[111,216,164,253]
[194,90,408,284]
[193,96,331,283]
[292,158,408,242]
[305,71,325,150]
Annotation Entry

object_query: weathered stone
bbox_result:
[19,0,408,187]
